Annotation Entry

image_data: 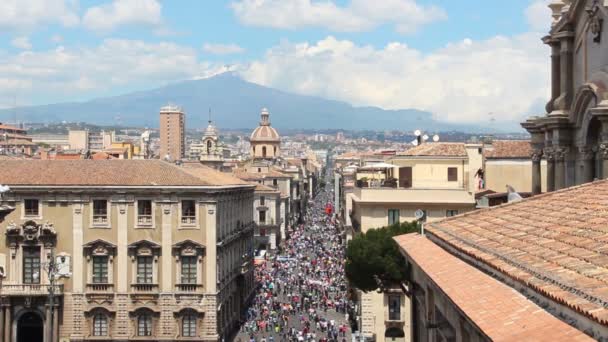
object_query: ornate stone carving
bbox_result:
[599,143,608,159]
[6,221,19,235]
[553,146,570,161]
[587,0,603,43]
[544,147,555,161]
[41,221,56,236]
[578,146,595,160]
[531,149,543,162]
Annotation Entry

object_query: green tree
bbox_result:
[345,221,419,292]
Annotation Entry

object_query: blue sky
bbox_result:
[0,0,552,126]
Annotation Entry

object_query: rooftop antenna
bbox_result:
[208,108,212,124]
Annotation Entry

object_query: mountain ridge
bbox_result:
[0,73,490,132]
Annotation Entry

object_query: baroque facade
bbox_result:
[522,0,608,193]
[0,160,256,342]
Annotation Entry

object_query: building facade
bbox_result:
[160,105,186,161]
[0,160,255,342]
[522,0,608,193]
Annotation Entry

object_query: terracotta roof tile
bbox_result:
[485,140,531,159]
[0,160,252,187]
[427,180,608,327]
[394,234,594,341]
[397,142,466,157]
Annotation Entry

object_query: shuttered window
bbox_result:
[447,167,458,182]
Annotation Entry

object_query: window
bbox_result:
[182,313,197,337]
[24,199,39,216]
[388,295,401,321]
[257,168,261,173]
[260,228,266,237]
[181,200,196,225]
[446,210,459,217]
[23,247,41,284]
[273,179,278,186]
[137,256,153,284]
[260,196,265,205]
[137,313,153,336]
[93,200,108,224]
[259,210,266,224]
[137,200,153,225]
[388,209,399,226]
[447,167,458,182]
[93,314,108,336]
[181,256,197,284]
[92,256,108,283]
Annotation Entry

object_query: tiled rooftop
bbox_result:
[393,234,593,341]
[427,179,608,326]
[396,142,466,157]
[484,140,531,159]
[0,160,251,187]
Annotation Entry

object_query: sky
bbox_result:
[0,0,554,126]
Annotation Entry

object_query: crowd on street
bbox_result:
[236,180,351,342]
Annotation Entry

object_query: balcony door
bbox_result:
[23,246,41,284]
[399,167,412,188]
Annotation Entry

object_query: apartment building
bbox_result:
[0,123,36,156]
[160,105,185,161]
[0,160,255,342]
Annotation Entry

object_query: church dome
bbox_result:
[203,121,218,138]
[250,108,280,142]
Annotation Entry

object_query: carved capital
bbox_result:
[531,149,543,162]
[578,146,595,161]
[544,147,555,161]
[599,143,608,159]
[553,146,569,161]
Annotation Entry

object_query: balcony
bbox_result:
[86,283,114,293]
[1,284,63,296]
[137,215,153,225]
[352,186,475,205]
[131,283,158,293]
[180,216,196,225]
[175,284,203,293]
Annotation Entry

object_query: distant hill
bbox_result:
[0,72,488,132]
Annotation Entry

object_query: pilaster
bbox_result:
[161,203,173,292]
[72,203,84,292]
[116,202,128,292]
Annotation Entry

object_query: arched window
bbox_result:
[182,312,197,337]
[206,140,212,154]
[274,146,277,155]
[262,146,267,158]
[138,312,153,336]
[93,313,108,336]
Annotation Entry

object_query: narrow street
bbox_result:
[236,175,351,342]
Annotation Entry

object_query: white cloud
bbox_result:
[0,0,79,30]
[83,0,162,32]
[203,43,245,55]
[230,0,446,34]
[525,0,552,32]
[238,34,549,124]
[0,39,225,108]
[11,37,33,50]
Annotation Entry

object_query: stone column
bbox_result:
[554,147,568,190]
[0,302,4,340]
[531,149,543,195]
[52,305,59,342]
[577,146,595,184]
[545,147,555,192]
[543,38,561,113]
[45,304,52,342]
[4,304,10,342]
[559,33,574,110]
[592,103,608,179]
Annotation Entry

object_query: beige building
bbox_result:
[522,0,608,192]
[68,130,113,152]
[160,105,186,161]
[348,143,479,342]
[0,160,256,342]
[252,184,281,250]
[249,108,280,160]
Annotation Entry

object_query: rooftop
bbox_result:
[394,234,593,341]
[427,179,608,326]
[0,160,251,187]
[396,142,467,157]
[484,140,531,159]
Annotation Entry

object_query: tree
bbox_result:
[345,221,419,292]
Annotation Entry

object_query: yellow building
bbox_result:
[483,140,547,193]
[0,160,255,342]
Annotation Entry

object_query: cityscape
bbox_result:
[1,1,607,342]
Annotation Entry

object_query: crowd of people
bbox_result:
[236,182,351,342]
